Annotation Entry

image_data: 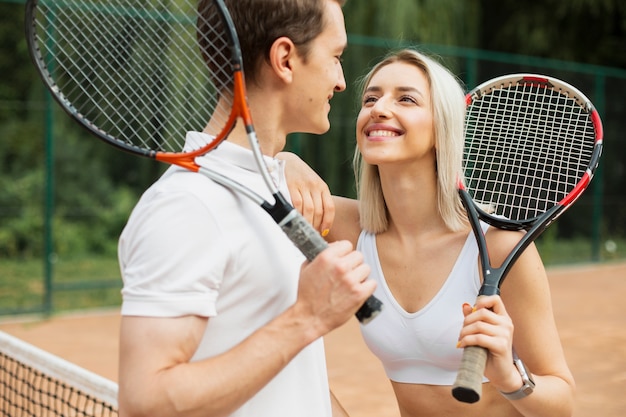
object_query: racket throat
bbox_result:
[478,282,500,297]
[261,193,295,224]
[478,270,501,297]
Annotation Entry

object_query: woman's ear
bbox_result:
[268,36,296,84]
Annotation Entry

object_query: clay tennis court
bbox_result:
[1,261,625,416]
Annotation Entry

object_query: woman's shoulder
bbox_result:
[484,227,528,265]
[485,227,548,294]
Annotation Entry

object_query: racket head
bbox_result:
[25,0,243,170]
[461,74,603,230]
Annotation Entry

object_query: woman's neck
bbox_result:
[378,165,447,238]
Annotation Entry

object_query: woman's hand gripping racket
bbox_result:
[451,74,603,403]
[25,0,382,324]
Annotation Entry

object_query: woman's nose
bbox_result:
[371,98,391,119]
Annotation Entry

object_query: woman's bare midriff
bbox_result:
[391,381,523,417]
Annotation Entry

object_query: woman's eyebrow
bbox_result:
[364,85,424,97]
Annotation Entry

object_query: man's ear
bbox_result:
[268,36,297,84]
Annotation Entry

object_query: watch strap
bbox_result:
[500,351,535,400]
[500,382,535,400]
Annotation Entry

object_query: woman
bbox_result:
[284,49,575,417]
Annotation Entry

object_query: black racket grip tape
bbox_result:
[354,295,382,324]
[279,210,383,324]
[451,345,488,403]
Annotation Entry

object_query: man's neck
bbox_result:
[202,121,286,158]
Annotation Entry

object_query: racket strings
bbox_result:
[32,0,234,154]
[464,81,597,221]
[54,16,168,145]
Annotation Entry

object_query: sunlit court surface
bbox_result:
[1,262,625,417]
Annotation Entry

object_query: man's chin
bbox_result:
[312,119,331,135]
[295,117,331,136]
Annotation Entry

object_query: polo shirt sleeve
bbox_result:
[119,185,228,318]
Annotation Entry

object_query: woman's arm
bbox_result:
[278,152,361,245]
[277,151,335,236]
[458,229,575,417]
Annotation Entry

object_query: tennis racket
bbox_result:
[451,74,603,403]
[25,0,382,324]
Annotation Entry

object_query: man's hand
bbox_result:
[294,240,374,337]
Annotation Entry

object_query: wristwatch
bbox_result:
[500,352,535,400]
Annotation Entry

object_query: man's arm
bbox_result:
[118,241,374,417]
[118,312,317,417]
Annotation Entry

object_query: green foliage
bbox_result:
[344,0,480,47]
[0,116,45,257]
[478,0,626,68]
[0,100,143,257]
[52,186,137,257]
[50,116,140,256]
[0,3,36,120]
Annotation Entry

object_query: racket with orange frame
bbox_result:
[25,0,382,323]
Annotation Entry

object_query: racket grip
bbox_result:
[279,210,383,324]
[451,345,488,403]
[354,295,383,324]
[279,210,329,261]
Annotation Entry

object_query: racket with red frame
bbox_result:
[25,0,382,324]
[451,74,603,403]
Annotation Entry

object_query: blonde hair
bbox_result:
[353,49,468,233]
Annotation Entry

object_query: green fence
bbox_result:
[1,31,625,316]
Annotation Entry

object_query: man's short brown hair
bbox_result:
[198,0,346,85]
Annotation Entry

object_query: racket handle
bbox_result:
[279,210,383,324]
[451,345,488,403]
[279,209,330,261]
[354,295,383,324]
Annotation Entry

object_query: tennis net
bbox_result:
[0,330,118,416]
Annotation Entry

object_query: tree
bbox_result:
[478,0,626,68]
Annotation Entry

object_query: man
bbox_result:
[117,1,375,416]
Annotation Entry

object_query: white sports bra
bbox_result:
[357,226,488,385]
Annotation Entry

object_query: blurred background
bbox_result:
[1,0,625,316]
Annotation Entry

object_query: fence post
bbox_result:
[43,90,54,315]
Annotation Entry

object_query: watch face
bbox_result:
[514,358,535,393]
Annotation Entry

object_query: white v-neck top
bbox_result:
[357,225,488,385]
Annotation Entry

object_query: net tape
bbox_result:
[0,330,118,417]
